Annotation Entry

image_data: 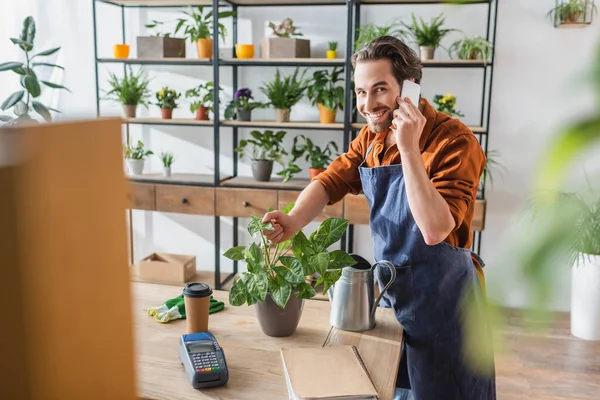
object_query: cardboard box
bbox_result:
[136,36,186,59]
[138,252,196,284]
[260,37,310,58]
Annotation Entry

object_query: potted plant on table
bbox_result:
[259,67,308,122]
[292,135,339,180]
[399,13,456,61]
[223,88,268,121]
[185,81,221,120]
[123,139,153,175]
[160,151,175,177]
[448,35,493,61]
[175,6,236,59]
[234,129,290,182]
[433,93,464,118]
[223,209,356,337]
[105,66,151,118]
[547,0,597,25]
[306,66,345,124]
[155,86,181,119]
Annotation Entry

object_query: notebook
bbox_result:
[280,345,379,400]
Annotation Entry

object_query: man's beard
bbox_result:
[364,108,394,133]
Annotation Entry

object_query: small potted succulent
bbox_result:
[161,151,175,177]
[105,66,151,118]
[155,87,181,119]
[326,41,337,59]
[305,67,344,124]
[224,88,268,121]
[291,135,339,179]
[123,139,153,175]
[433,93,464,118]
[234,129,289,182]
[185,81,221,120]
[448,35,493,61]
[259,67,308,123]
[261,17,310,58]
[175,6,236,59]
[399,13,456,61]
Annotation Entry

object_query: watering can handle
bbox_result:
[371,260,397,318]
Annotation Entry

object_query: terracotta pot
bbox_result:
[326,50,337,59]
[318,104,336,124]
[195,106,209,120]
[161,108,173,119]
[275,108,290,123]
[196,38,213,59]
[254,292,304,337]
[309,167,326,180]
[122,104,137,118]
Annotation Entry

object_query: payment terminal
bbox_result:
[179,332,229,389]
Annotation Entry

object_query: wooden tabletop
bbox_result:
[132,282,403,400]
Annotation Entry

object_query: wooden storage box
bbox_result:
[260,37,310,58]
[136,36,186,58]
[138,252,196,284]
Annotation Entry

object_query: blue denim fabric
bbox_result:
[358,142,496,400]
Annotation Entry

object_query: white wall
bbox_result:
[2,0,598,311]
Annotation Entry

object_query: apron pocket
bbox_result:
[377,264,415,323]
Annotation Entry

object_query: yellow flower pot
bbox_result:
[318,104,336,124]
[235,44,255,59]
[113,44,130,59]
[326,50,337,59]
[196,38,213,59]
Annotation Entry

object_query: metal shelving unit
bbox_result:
[91,0,498,289]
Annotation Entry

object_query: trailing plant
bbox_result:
[224,88,268,119]
[268,18,303,38]
[105,66,152,107]
[306,66,345,112]
[224,209,357,309]
[185,81,222,113]
[547,0,597,24]
[259,67,308,110]
[175,6,236,42]
[123,140,153,160]
[155,87,181,109]
[161,151,175,167]
[292,135,339,169]
[448,35,493,61]
[328,41,337,51]
[399,13,456,49]
[354,22,402,51]
[480,149,504,190]
[0,16,70,125]
[144,20,172,37]
[433,93,464,117]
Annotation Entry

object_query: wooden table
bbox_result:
[132,282,403,400]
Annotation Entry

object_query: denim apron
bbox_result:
[358,141,496,400]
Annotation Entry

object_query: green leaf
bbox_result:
[245,242,263,265]
[20,16,36,45]
[278,256,306,283]
[0,62,24,72]
[223,245,245,260]
[269,275,292,309]
[0,115,13,122]
[14,101,28,116]
[32,62,64,70]
[10,38,32,51]
[246,271,268,304]
[308,251,329,276]
[33,46,61,58]
[328,250,357,269]
[41,81,71,92]
[295,282,317,299]
[282,202,295,214]
[13,67,27,75]
[32,101,51,122]
[1,90,25,110]
[292,230,312,259]
[22,72,41,98]
[310,218,349,251]
[248,215,273,237]
[321,269,342,294]
[229,279,247,306]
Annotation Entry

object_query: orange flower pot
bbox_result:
[309,167,326,180]
[235,44,255,59]
[196,38,213,59]
[113,44,130,59]
[161,108,173,119]
[318,104,336,124]
[195,106,209,120]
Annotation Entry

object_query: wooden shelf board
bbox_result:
[221,57,345,65]
[360,0,489,4]
[220,176,311,190]
[556,22,591,29]
[125,117,213,126]
[351,122,486,133]
[99,0,215,6]
[231,0,344,4]
[221,120,344,130]
[98,57,211,64]
[127,173,227,185]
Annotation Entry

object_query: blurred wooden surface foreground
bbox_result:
[0,119,137,400]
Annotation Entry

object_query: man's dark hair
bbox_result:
[351,35,423,85]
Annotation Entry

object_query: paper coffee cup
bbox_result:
[183,282,212,333]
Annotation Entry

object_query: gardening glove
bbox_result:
[148,295,225,323]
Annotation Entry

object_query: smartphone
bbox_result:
[400,79,421,106]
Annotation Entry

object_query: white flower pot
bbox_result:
[127,159,145,175]
[571,253,600,340]
[163,166,171,177]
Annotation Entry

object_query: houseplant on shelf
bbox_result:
[137,19,186,59]
[448,35,493,61]
[547,0,597,25]
[175,6,236,59]
[399,13,456,61]
[306,66,344,124]
[433,93,464,118]
[223,88,268,121]
[291,135,339,180]
[0,15,70,126]
[259,67,308,122]
[123,139,153,175]
[223,210,356,337]
[185,81,221,120]
[326,41,337,59]
[262,17,310,58]
[354,21,403,51]
[160,151,175,177]
[155,86,181,119]
[105,66,151,118]
[234,129,292,182]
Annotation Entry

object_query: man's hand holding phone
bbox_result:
[392,80,426,154]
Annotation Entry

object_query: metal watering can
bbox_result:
[327,254,396,332]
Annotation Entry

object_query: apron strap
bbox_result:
[470,251,486,268]
[359,140,376,168]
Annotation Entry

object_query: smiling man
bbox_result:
[261,35,496,400]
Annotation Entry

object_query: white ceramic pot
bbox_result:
[419,46,435,61]
[127,159,145,175]
[163,166,171,177]
[571,253,600,340]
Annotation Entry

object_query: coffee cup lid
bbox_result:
[182,282,212,298]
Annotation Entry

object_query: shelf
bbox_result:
[98,0,217,6]
[127,173,228,186]
[421,59,489,68]
[359,0,490,4]
[98,57,211,65]
[556,23,591,29]
[220,176,311,190]
[125,117,213,126]
[221,120,344,130]
[220,58,345,67]
[351,123,486,134]
[228,0,345,4]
